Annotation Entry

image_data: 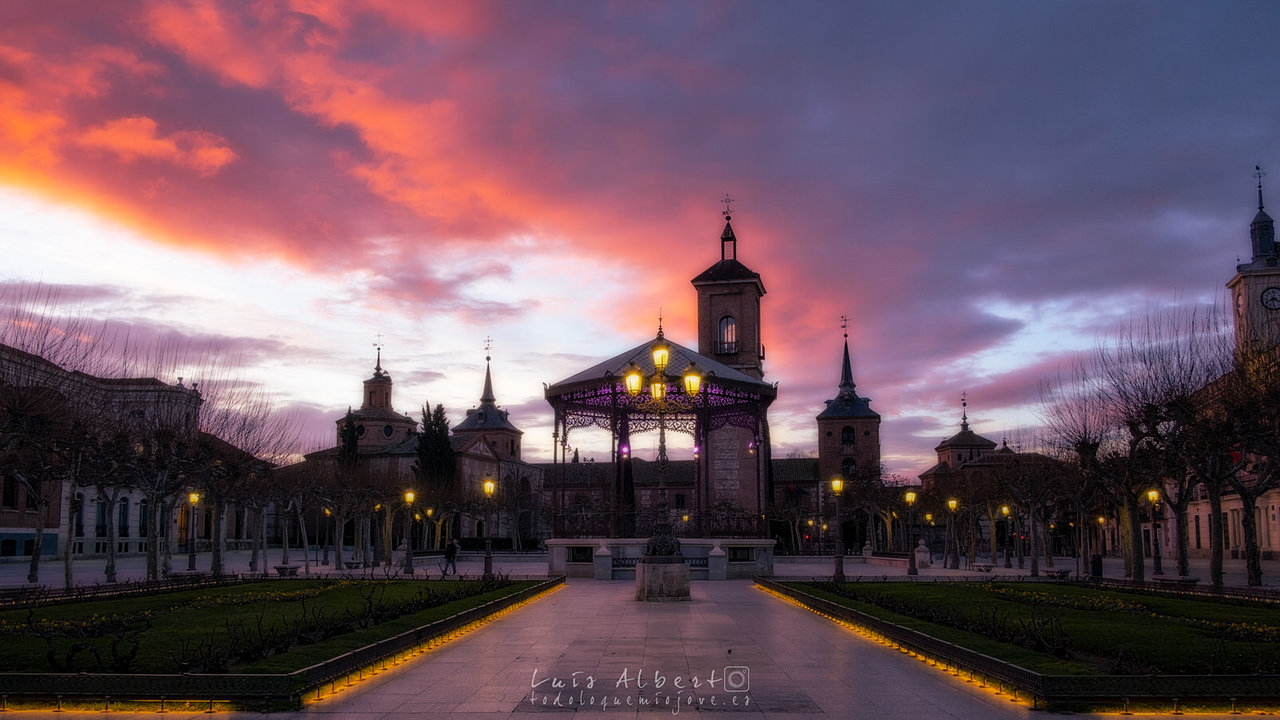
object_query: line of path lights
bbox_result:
[623,329,703,517]
[483,478,496,578]
[187,492,200,571]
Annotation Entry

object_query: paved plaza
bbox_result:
[0,552,1277,718]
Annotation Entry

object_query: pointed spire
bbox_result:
[961,392,970,432]
[838,315,855,394]
[1251,165,1276,261]
[372,334,385,377]
[720,194,737,261]
[480,336,496,405]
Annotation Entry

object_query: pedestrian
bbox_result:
[443,538,459,577]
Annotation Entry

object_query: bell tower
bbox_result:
[1228,166,1280,349]
[691,202,766,379]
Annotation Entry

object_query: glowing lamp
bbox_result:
[947,498,958,512]
[1001,505,1010,516]
[426,507,434,518]
[831,477,844,495]
[324,508,331,517]
[1098,515,1105,525]
[808,519,814,527]
[651,379,666,402]
[693,444,701,459]
[189,492,200,505]
[925,513,933,523]
[620,444,631,458]
[652,337,670,373]
[683,362,702,396]
[624,363,643,396]
[405,491,415,504]
[1147,489,1159,505]
[414,513,421,521]
[483,479,496,498]
[682,514,689,522]
[904,490,916,506]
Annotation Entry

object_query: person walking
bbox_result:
[443,538,459,577]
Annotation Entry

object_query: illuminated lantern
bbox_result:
[652,337,670,374]
[683,361,702,396]
[624,363,643,396]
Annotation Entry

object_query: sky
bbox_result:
[2,1,1279,476]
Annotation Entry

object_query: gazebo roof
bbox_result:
[547,333,772,396]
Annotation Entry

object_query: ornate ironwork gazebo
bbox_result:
[544,327,776,537]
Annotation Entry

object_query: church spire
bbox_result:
[1252,165,1276,261]
[480,336,496,405]
[838,315,856,395]
[961,392,970,432]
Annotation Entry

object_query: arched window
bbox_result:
[841,426,856,445]
[841,458,856,477]
[118,498,130,538]
[139,499,149,538]
[74,493,85,537]
[717,316,737,354]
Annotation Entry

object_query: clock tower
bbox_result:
[1228,167,1280,349]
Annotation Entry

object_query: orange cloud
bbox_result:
[76,116,237,176]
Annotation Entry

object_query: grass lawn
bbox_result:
[785,581,1280,675]
[0,578,538,674]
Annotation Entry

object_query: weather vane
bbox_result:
[1257,164,1267,210]
[722,193,735,219]
[484,335,492,362]
[840,314,848,338]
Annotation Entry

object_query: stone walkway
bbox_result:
[10,577,1262,719]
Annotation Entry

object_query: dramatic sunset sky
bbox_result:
[3,1,1279,475]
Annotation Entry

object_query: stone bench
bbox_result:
[1153,575,1199,587]
[1047,568,1071,579]
[273,565,301,577]
[972,563,994,572]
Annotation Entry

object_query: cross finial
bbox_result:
[960,392,969,429]
[1257,165,1267,210]
[840,314,848,339]
[721,193,735,220]
[373,334,384,371]
[484,336,492,362]
[657,309,664,338]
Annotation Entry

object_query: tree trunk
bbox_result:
[298,504,311,575]
[25,495,46,585]
[211,499,225,576]
[161,499,175,578]
[1207,486,1225,589]
[63,494,77,591]
[334,514,346,569]
[102,492,118,584]
[280,504,291,566]
[381,510,393,567]
[1239,493,1264,586]
[1171,501,1191,577]
[1124,497,1144,582]
[987,508,998,563]
[1028,503,1040,577]
[257,509,268,574]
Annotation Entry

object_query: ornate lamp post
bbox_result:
[831,477,845,581]
[947,497,959,570]
[187,492,200,571]
[905,490,918,576]
[403,491,416,575]
[1147,489,1164,576]
[623,332,703,520]
[483,479,496,578]
[1001,505,1012,568]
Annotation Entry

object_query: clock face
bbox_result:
[1263,287,1280,311]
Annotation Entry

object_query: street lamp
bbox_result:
[403,490,416,575]
[187,492,200,571]
[904,490,918,576]
[1001,505,1012,568]
[322,508,331,566]
[1147,489,1164,576]
[623,331,703,521]
[483,479,496,578]
[946,497,959,570]
[831,477,845,581]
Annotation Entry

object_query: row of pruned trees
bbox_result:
[1042,306,1280,587]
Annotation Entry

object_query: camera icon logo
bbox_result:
[724,666,750,693]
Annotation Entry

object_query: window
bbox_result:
[74,494,85,537]
[716,316,737,354]
[841,458,856,477]
[139,499,149,538]
[95,500,108,537]
[118,498,130,538]
[383,424,393,437]
[841,426,856,444]
[674,493,687,509]
[1,474,16,508]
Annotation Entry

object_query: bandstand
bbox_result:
[544,325,776,541]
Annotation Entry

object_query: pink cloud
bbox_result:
[76,116,237,176]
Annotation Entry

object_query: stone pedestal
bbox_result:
[635,556,691,601]
[593,543,613,580]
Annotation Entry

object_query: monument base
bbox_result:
[635,556,691,602]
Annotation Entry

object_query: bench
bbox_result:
[1047,568,1071,579]
[273,565,301,577]
[972,563,994,572]
[1153,575,1199,587]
